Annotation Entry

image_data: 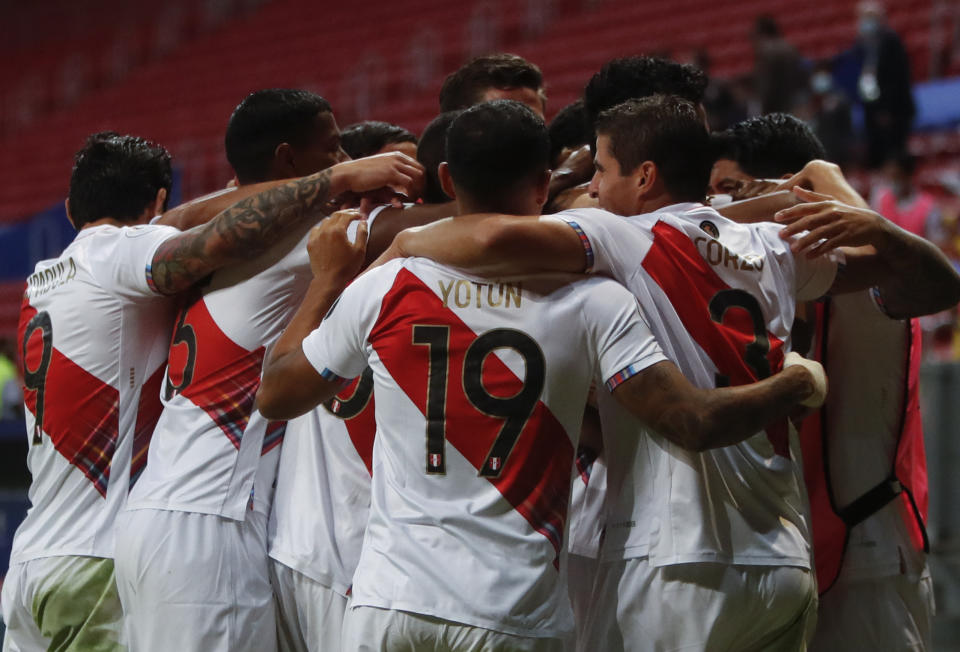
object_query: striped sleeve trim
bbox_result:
[319,367,351,387]
[564,221,595,273]
[145,263,159,293]
[604,364,645,392]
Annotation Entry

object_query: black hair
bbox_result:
[67,131,172,229]
[713,113,827,178]
[445,100,549,209]
[548,99,590,166]
[595,95,712,203]
[416,111,462,204]
[886,150,917,175]
[583,57,708,129]
[339,121,417,160]
[753,14,781,38]
[225,89,332,184]
[439,53,545,113]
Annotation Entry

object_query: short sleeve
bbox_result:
[300,261,400,383]
[792,246,842,301]
[579,278,668,392]
[551,208,645,280]
[89,224,181,300]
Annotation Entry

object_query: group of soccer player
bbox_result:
[3,51,959,652]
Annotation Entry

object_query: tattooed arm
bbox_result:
[612,356,824,451]
[148,152,423,295]
[155,179,289,230]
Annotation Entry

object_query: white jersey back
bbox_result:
[559,205,837,568]
[126,220,313,520]
[301,257,665,637]
[12,224,178,563]
[822,290,923,577]
[267,374,375,595]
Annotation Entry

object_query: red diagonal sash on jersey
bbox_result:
[167,298,265,448]
[369,269,574,563]
[262,420,287,455]
[131,365,165,487]
[642,221,789,457]
[20,302,119,497]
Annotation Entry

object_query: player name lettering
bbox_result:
[693,237,764,273]
[26,258,78,298]
[438,279,523,309]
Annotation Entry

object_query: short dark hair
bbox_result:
[753,14,781,38]
[548,99,590,166]
[583,57,708,128]
[713,113,827,178]
[439,53,544,112]
[416,111,462,204]
[340,121,417,160]
[225,89,332,184]
[67,132,172,229]
[445,100,549,208]
[595,95,712,203]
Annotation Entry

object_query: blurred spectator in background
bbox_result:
[0,337,22,422]
[852,1,915,168]
[871,151,942,241]
[805,61,855,168]
[751,14,809,115]
[340,121,418,160]
[694,49,747,132]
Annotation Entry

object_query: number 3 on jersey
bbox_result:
[412,325,546,476]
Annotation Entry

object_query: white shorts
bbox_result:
[114,508,276,652]
[583,557,816,652]
[1,556,124,652]
[566,553,599,652]
[811,564,934,652]
[269,559,347,652]
[341,606,570,652]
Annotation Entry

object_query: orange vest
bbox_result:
[799,298,929,593]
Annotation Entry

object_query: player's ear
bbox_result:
[274,142,296,177]
[64,199,77,229]
[636,160,657,196]
[153,187,168,216]
[534,169,551,208]
[437,162,457,200]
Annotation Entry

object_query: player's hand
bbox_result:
[774,186,890,257]
[783,352,827,408]
[330,152,425,201]
[307,210,368,287]
[775,160,867,208]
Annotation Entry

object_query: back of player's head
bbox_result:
[548,99,590,167]
[445,100,549,208]
[417,111,462,204]
[713,113,826,178]
[225,89,332,184]
[596,95,712,203]
[583,56,708,128]
[439,53,545,113]
[340,121,417,160]
[68,131,172,229]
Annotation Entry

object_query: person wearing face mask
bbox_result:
[870,152,942,242]
[807,62,854,168]
[852,1,916,169]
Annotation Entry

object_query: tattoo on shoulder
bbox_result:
[149,169,332,295]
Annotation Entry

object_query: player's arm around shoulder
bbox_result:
[611,354,826,452]
[775,187,960,317]
[257,210,373,420]
[376,212,588,276]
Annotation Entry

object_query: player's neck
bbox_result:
[457,195,541,217]
[80,215,151,231]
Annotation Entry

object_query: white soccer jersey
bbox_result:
[558,204,838,568]
[820,290,924,577]
[12,224,179,563]
[126,220,314,520]
[267,377,375,596]
[300,257,666,637]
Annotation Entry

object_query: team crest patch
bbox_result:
[699,220,719,238]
